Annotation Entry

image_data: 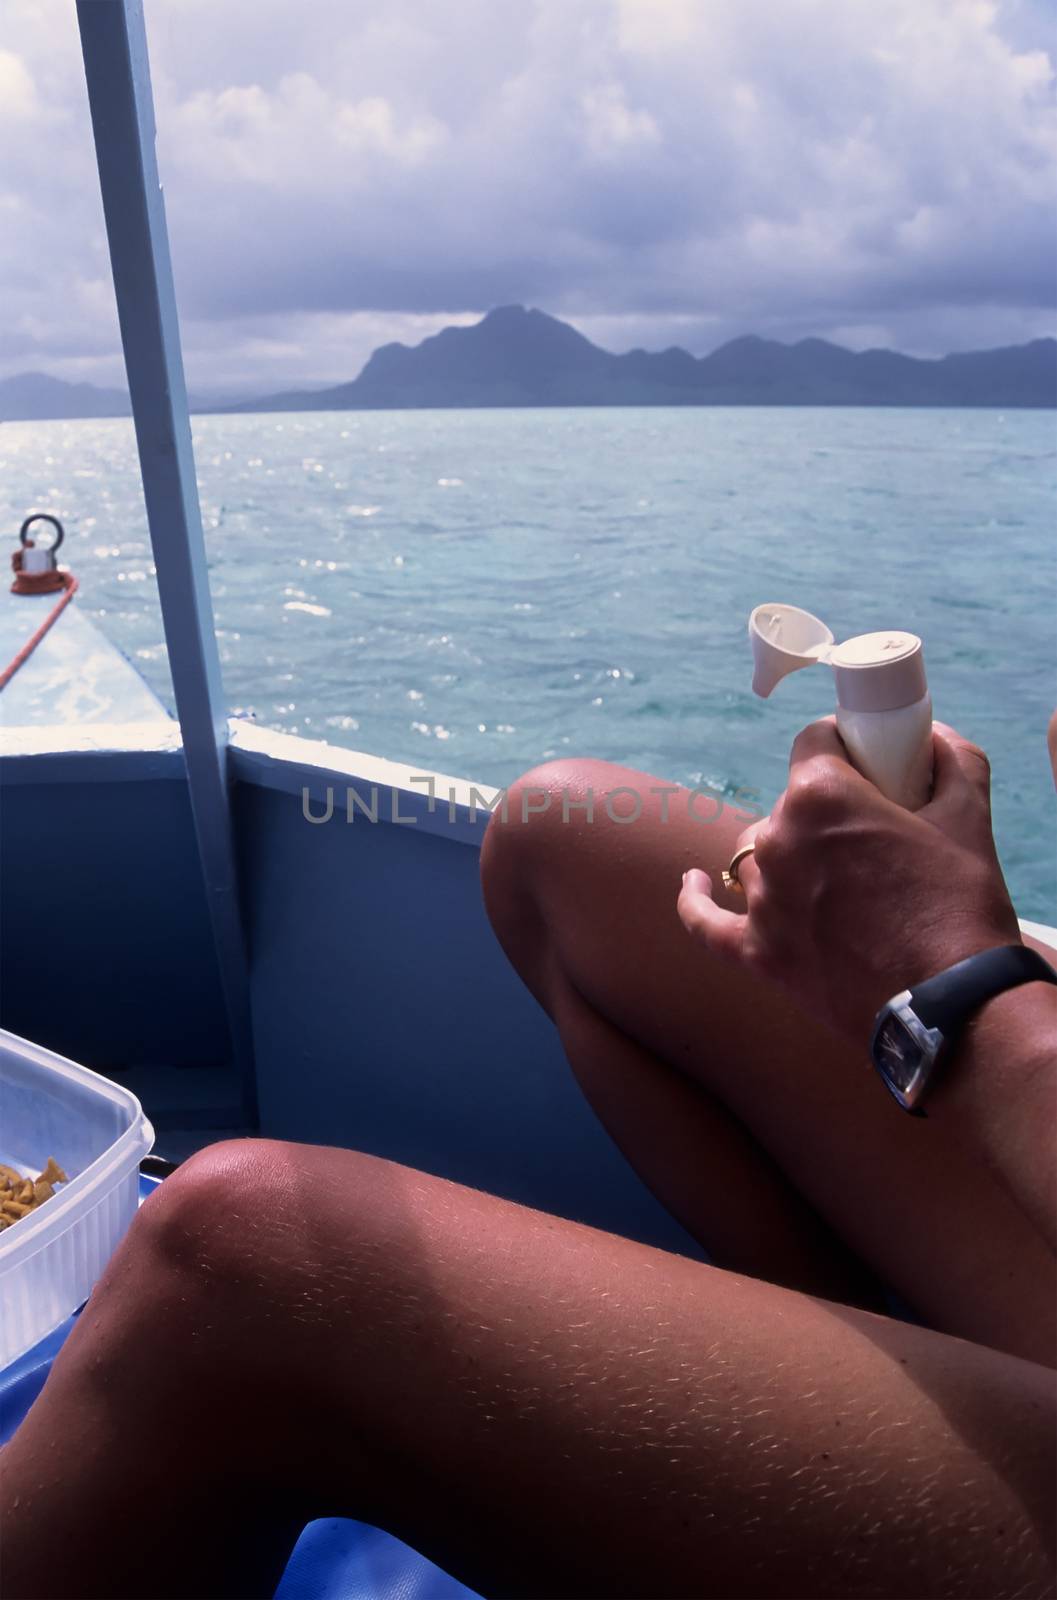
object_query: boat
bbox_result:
[0,6,1053,1599]
[0,8,712,1595]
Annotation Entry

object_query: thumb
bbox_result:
[677,868,747,966]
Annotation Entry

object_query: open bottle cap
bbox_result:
[748,604,834,698]
[749,605,927,711]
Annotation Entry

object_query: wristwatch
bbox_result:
[870,943,1056,1113]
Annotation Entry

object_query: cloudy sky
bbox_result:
[2,0,1055,397]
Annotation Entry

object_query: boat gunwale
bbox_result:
[1,721,500,846]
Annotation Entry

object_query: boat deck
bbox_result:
[0,583,173,735]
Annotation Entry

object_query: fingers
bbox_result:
[677,868,746,965]
[784,717,886,828]
[789,717,994,835]
[932,722,992,796]
[728,815,768,897]
[678,814,767,968]
[787,715,851,778]
[923,723,993,827]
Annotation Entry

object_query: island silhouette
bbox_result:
[3,305,1054,419]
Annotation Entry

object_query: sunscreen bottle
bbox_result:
[748,603,933,811]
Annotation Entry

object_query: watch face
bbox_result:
[874,1015,926,1094]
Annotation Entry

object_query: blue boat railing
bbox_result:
[76,0,257,1125]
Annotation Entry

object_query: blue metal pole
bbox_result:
[77,0,258,1124]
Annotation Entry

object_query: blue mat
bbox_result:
[0,1178,478,1600]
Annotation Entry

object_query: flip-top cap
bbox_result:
[749,603,834,698]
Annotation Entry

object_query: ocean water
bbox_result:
[1,406,1054,919]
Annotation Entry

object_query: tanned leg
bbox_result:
[1,1140,1053,1600]
[480,761,1057,1366]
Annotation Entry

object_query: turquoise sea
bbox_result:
[1,406,1055,919]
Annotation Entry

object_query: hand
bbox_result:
[677,719,1023,1048]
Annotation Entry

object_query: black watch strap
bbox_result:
[911,944,1056,1038]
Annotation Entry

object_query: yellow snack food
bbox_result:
[0,1158,68,1233]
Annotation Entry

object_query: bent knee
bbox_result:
[481,758,624,1004]
[133,1139,406,1278]
[59,1141,300,1412]
[69,1140,386,1456]
[482,757,628,888]
[481,762,575,945]
[124,1137,320,1294]
[490,758,598,836]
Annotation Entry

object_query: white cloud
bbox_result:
[170,74,447,193]
[580,83,660,160]
[0,0,1053,391]
[0,48,38,118]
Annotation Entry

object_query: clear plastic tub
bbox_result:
[0,1028,154,1369]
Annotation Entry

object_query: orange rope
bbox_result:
[0,553,79,691]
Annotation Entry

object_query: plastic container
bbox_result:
[0,1028,154,1369]
[748,603,934,809]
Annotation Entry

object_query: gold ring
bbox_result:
[721,843,756,894]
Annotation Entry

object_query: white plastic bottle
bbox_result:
[748,604,933,810]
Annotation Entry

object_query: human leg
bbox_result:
[480,760,1056,1364]
[1,1139,1053,1600]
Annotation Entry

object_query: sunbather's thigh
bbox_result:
[7,1141,1052,1600]
[279,1145,1056,1599]
[482,760,1056,1365]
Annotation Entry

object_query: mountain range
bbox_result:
[0,370,133,421]
[0,371,239,422]
[3,306,1054,420]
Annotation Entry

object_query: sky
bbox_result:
[2,0,1055,398]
